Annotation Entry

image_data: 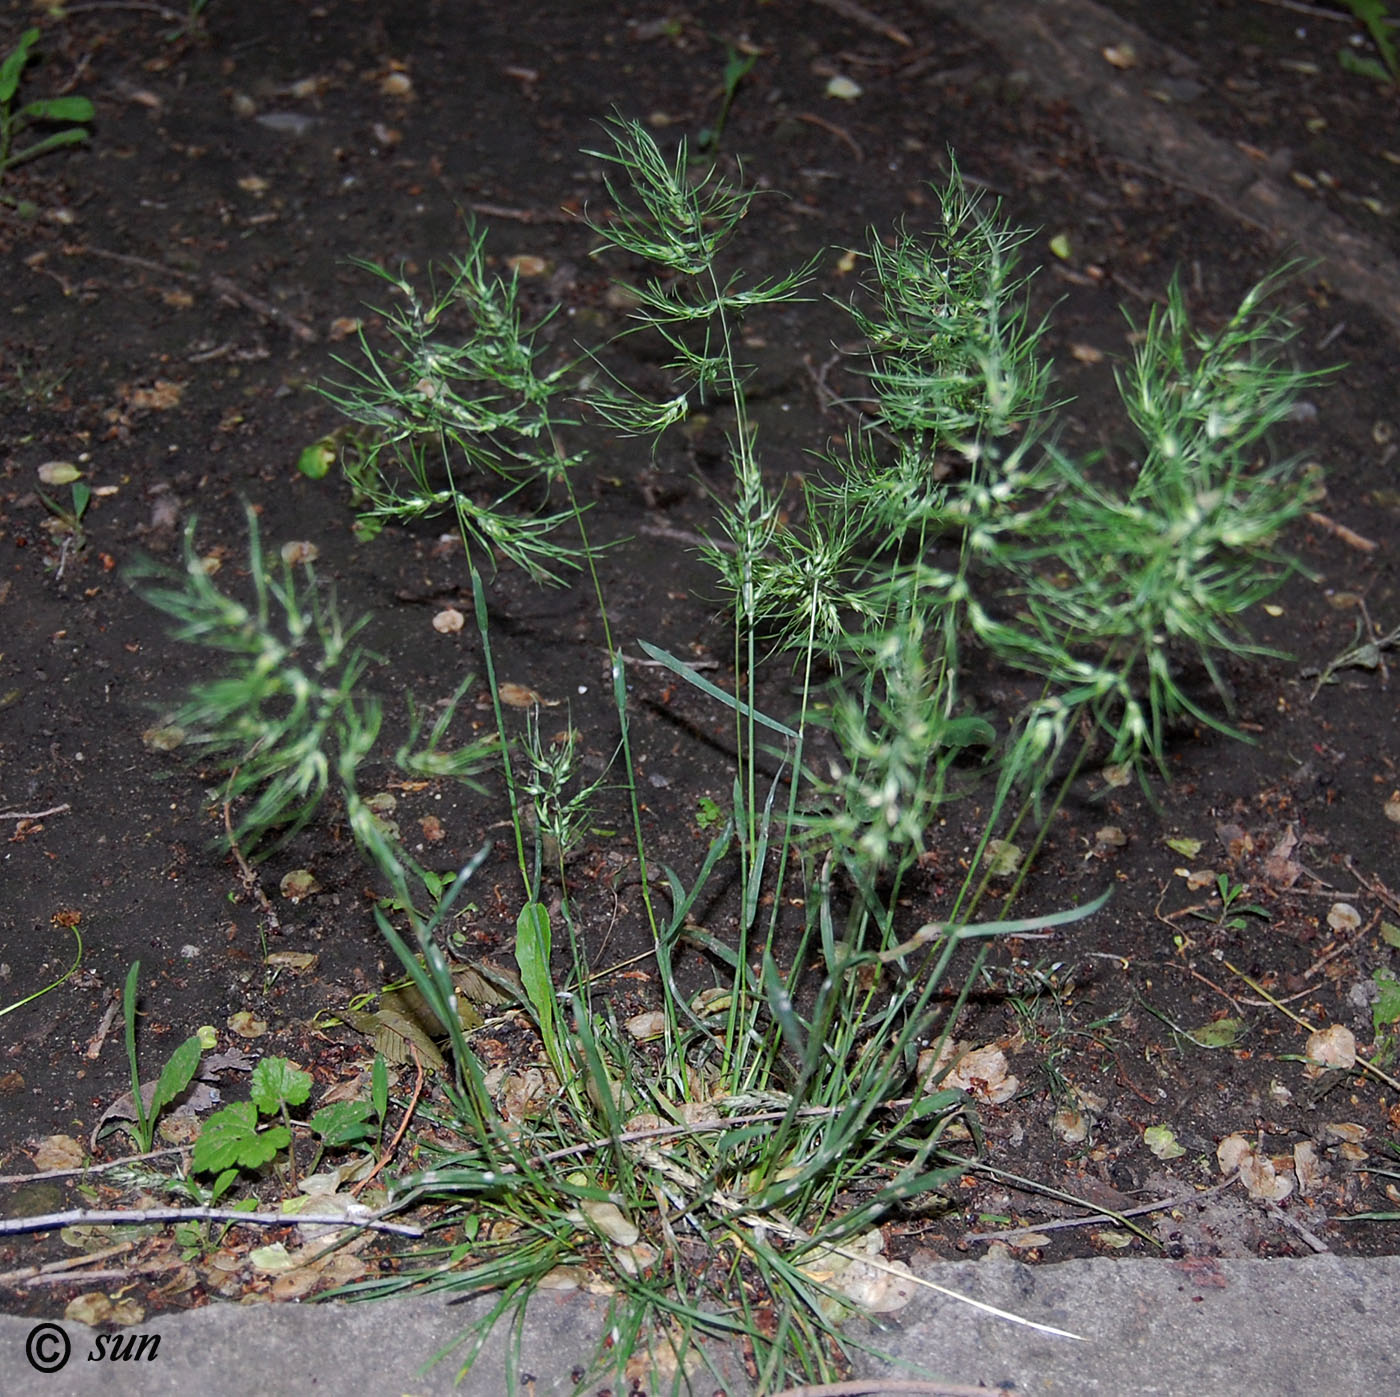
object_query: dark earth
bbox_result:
[3,0,1400,1340]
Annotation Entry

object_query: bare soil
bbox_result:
[2,0,1399,1326]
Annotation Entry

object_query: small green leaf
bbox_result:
[149,1035,204,1122]
[1371,971,1400,1033]
[943,715,996,750]
[249,1057,312,1114]
[11,128,90,166]
[0,30,40,105]
[1049,232,1072,260]
[1381,921,1400,949]
[1144,1124,1185,1160]
[515,902,556,1044]
[192,1102,290,1174]
[1338,49,1393,84]
[371,1053,389,1123]
[210,1167,240,1204]
[1187,1017,1246,1049]
[297,438,336,480]
[984,839,1023,879]
[309,1100,376,1148]
[695,796,724,830]
[1166,836,1202,858]
[19,95,94,123]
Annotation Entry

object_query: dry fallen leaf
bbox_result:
[1215,822,1254,860]
[1217,1132,1294,1201]
[984,839,1023,879]
[141,723,185,752]
[1052,1105,1090,1145]
[37,460,83,486]
[1294,1140,1328,1197]
[625,1011,667,1041]
[800,1231,915,1315]
[919,1040,1019,1104]
[1262,823,1302,887]
[505,254,548,278]
[1302,1024,1356,1080]
[279,868,321,902]
[498,681,543,708]
[128,379,185,412]
[33,1134,85,1171]
[1326,902,1361,933]
[580,1198,639,1246]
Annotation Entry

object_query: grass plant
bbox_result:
[129,507,493,860]
[137,117,1326,1390]
[0,29,93,204]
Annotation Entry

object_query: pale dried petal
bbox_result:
[624,1011,667,1041]
[1293,1140,1328,1196]
[580,1198,639,1246]
[1303,1024,1356,1079]
[1326,902,1361,933]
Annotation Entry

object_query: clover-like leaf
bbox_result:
[249,1057,313,1114]
[192,1102,290,1175]
[309,1100,377,1149]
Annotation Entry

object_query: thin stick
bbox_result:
[72,245,317,343]
[224,792,281,933]
[794,112,864,161]
[965,1177,1240,1242]
[84,991,122,1060]
[776,1382,1013,1397]
[1344,857,1400,917]
[352,1046,425,1198]
[0,1144,190,1187]
[1306,511,1378,552]
[0,804,70,821]
[1266,1199,1330,1254]
[1223,960,1400,1092]
[467,201,578,225]
[808,0,913,46]
[0,1205,422,1239]
[1251,0,1358,19]
[17,1261,187,1288]
[0,1240,132,1286]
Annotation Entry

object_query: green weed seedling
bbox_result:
[120,962,204,1155]
[1337,1,1400,84]
[1191,873,1271,929]
[0,29,93,205]
[1370,969,1400,1067]
[192,1056,312,1191]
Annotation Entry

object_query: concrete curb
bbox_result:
[3,1252,1397,1394]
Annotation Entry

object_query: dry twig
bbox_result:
[0,1205,422,1239]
